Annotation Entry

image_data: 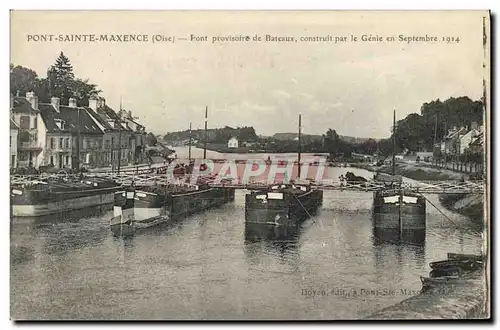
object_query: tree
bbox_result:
[323,129,341,159]
[10,64,39,96]
[72,78,102,106]
[46,52,75,104]
[146,132,158,146]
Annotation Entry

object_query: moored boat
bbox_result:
[372,188,426,230]
[372,110,426,233]
[244,113,323,227]
[429,259,481,272]
[110,179,235,236]
[245,182,323,226]
[11,176,121,217]
[420,275,462,289]
[447,253,484,262]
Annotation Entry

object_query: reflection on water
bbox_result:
[372,226,426,246]
[10,165,485,320]
[244,223,302,260]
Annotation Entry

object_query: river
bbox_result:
[10,148,483,320]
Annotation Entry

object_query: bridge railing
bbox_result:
[10,173,484,194]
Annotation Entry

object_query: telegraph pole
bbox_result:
[298,113,302,178]
[392,109,396,176]
[188,121,192,160]
[203,106,208,160]
[117,97,122,174]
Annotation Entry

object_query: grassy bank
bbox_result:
[352,162,484,221]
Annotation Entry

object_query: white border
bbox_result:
[3,1,498,329]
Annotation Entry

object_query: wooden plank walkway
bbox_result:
[10,173,485,194]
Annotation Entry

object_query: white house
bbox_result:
[227,137,239,149]
[11,92,47,168]
[10,119,19,168]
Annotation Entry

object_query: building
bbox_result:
[10,119,19,168]
[39,97,104,169]
[87,98,133,168]
[438,126,468,155]
[469,125,484,154]
[118,109,147,164]
[11,92,45,168]
[227,137,239,148]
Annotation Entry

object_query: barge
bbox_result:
[244,114,323,227]
[372,173,427,232]
[110,179,235,236]
[372,110,426,237]
[11,176,121,217]
[245,182,323,226]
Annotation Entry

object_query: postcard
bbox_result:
[9,10,490,320]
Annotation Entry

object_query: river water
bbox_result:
[10,148,484,320]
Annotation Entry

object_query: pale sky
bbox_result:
[10,11,488,138]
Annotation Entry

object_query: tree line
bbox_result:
[160,94,484,161]
[11,51,101,106]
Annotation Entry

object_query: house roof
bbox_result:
[12,97,39,114]
[10,119,19,130]
[84,107,114,132]
[39,103,104,135]
[470,135,483,146]
[444,127,468,140]
[96,105,132,132]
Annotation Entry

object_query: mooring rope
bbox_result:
[418,193,461,228]
[292,192,317,225]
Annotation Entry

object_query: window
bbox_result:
[50,156,54,165]
[59,138,63,149]
[65,156,69,165]
[33,117,37,129]
[51,138,55,149]
[65,138,69,149]
[20,116,30,129]
[9,136,11,148]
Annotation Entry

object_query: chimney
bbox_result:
[51,97,60,113]
[10,94,14,110]
[25,91,38,110]
[68,98,77,108]
[471,121,478,131]
[89,98,99,111]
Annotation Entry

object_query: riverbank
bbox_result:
[365,272,488,319]
[352,162,484,222]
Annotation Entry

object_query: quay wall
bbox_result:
[365,273,489,320]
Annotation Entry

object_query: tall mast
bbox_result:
[188,121,192,160]
[203,106,208,160]
[433,113,438,148]
[444,120,448,167]
[392,109,396,176]
[298,113,302,178]
[117,97,122,174]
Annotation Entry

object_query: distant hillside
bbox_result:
[272,133,379,144]
[163,126,258,144]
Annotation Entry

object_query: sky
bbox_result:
[10,11,488,138]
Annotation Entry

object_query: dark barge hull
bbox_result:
[372,191,426,231]
[11,180,120,217]
[245,188,323,226]
[111,186,235,235]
